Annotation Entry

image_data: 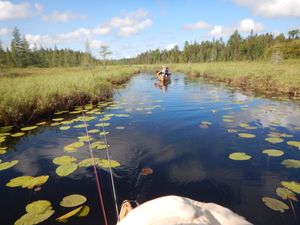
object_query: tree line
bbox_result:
[0,27,98,68]
[117,29,300,64]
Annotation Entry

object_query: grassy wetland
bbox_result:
[0,66,140,125]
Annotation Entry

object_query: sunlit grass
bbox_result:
[0,66,140,125]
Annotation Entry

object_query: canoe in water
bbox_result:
[157,72,171,82]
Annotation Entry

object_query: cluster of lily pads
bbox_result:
[198,99,300,216]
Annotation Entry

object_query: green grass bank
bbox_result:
[142,60,300,98]
[0,66,140,126]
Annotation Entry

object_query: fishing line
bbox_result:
[99,112,120,221]
[78,95,109,225]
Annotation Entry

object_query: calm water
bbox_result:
[1,73,300,225]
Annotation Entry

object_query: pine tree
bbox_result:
[11,27,23,67]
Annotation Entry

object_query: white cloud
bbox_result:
[165,43,178,50]
[233,0,300,17]
[43,11,84,23]
[0,28,10,36]
[109,9,152,37]
[0,1,42,21]
[90,39,104,49]
[238,18,264,32]
[209,18,264,37]
[209,25,226,37]
[183,21,209,30]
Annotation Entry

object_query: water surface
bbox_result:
[1,73,300,225]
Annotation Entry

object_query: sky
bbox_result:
[0,0,299,59]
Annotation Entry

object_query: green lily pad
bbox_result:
[268,132,293,138]
[59,126,71,131]
[229,152,252,160]
[0,136,6,143]
[56,206,83,222]
[61,120,73,125]
[0,125,13,133]
[0,132,10,137]
[262,149,284,157]
[60,194,87,207]
[36,122,47,126]
[11,132,25,137]
[53,156,77,165]
[223,115,233,119]
[56,163,78,177]
[88,129,100,134]
[50,122,61,126]
[54,110,69,115]
[115,114,130,117]
[77,205,90,217]
[238,133,256,138]
[15,200,54,225]
[97,159,120,168]
[100,131,109,136]
[6,176,33,188]
[239,123,249,128]
[95,123,110,127]
[52,118,64,122]
[265,137,284,144]
[223,119,233,123]
[281,181,300,194]
[78,135,93,142]
[64,142,84,152]
[91,141,107,150]
[100,117,111,121]
[78,158,99,167]
[20,126,38,131]
[227,129,238,133]
[287,141,300,150]
[73,124,89,129]
[262,197,289,212]
[276,187,298,201]
[26,200,52,214]
[281,159,300,168]
[0,160,18,171]
[22,176,49,189]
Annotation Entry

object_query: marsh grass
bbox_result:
[141,60,300,97]
[0,66,140,125]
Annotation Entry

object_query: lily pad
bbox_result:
[0,146,7,154]
[88,129,100,134]
[141,167,153,176]
[238,133,256,138]
[56,163,78,177]
[281,181,300,194]
[287,141,300,150]
[59,126,71,131]
[0,125,13,133]
[61,120,73,125]
[78,158,99,167]
[22,176,49,189]
[78,135,93,142]
[0,160,18,171]
[97,159,120,168]
[100,117,111,121]
[239,123,249,128]
[64,142,84,152]
[56,206,83,222]
[77,205,90,217]
[60,194,87,207]
[95,123,110,127]
[262,197,289,212]
[15,200,54,225]
[36,122,47,126]
[6,176,33,188]
[100,131,109,136]
[115,126,125,130]
[223,119,233,123]
[281,159,300,168]
[26,200,52,214]
[73,124,89,129]
[11,132,25,137]
[276,187,298,201]
[265,137,284,144]
[52,118,64,122]
[201,121,212,125]
[20,126,38,131]
[91,141,107,150]
[229,152,252,161]
[53,156,77,165]
[262,149,284,157]
[227,129,238,133]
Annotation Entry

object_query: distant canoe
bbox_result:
[157,72,171,82]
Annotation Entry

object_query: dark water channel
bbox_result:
[1,73,300,225]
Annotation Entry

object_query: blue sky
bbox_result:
[0,0,299,59]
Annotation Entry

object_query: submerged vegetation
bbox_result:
[0,66,139,125]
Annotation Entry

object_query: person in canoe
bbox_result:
[158,66,171,77]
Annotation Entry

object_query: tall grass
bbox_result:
[141,60,300,97]
[0,66,140,125]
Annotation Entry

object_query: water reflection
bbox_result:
[1,73,300,225]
